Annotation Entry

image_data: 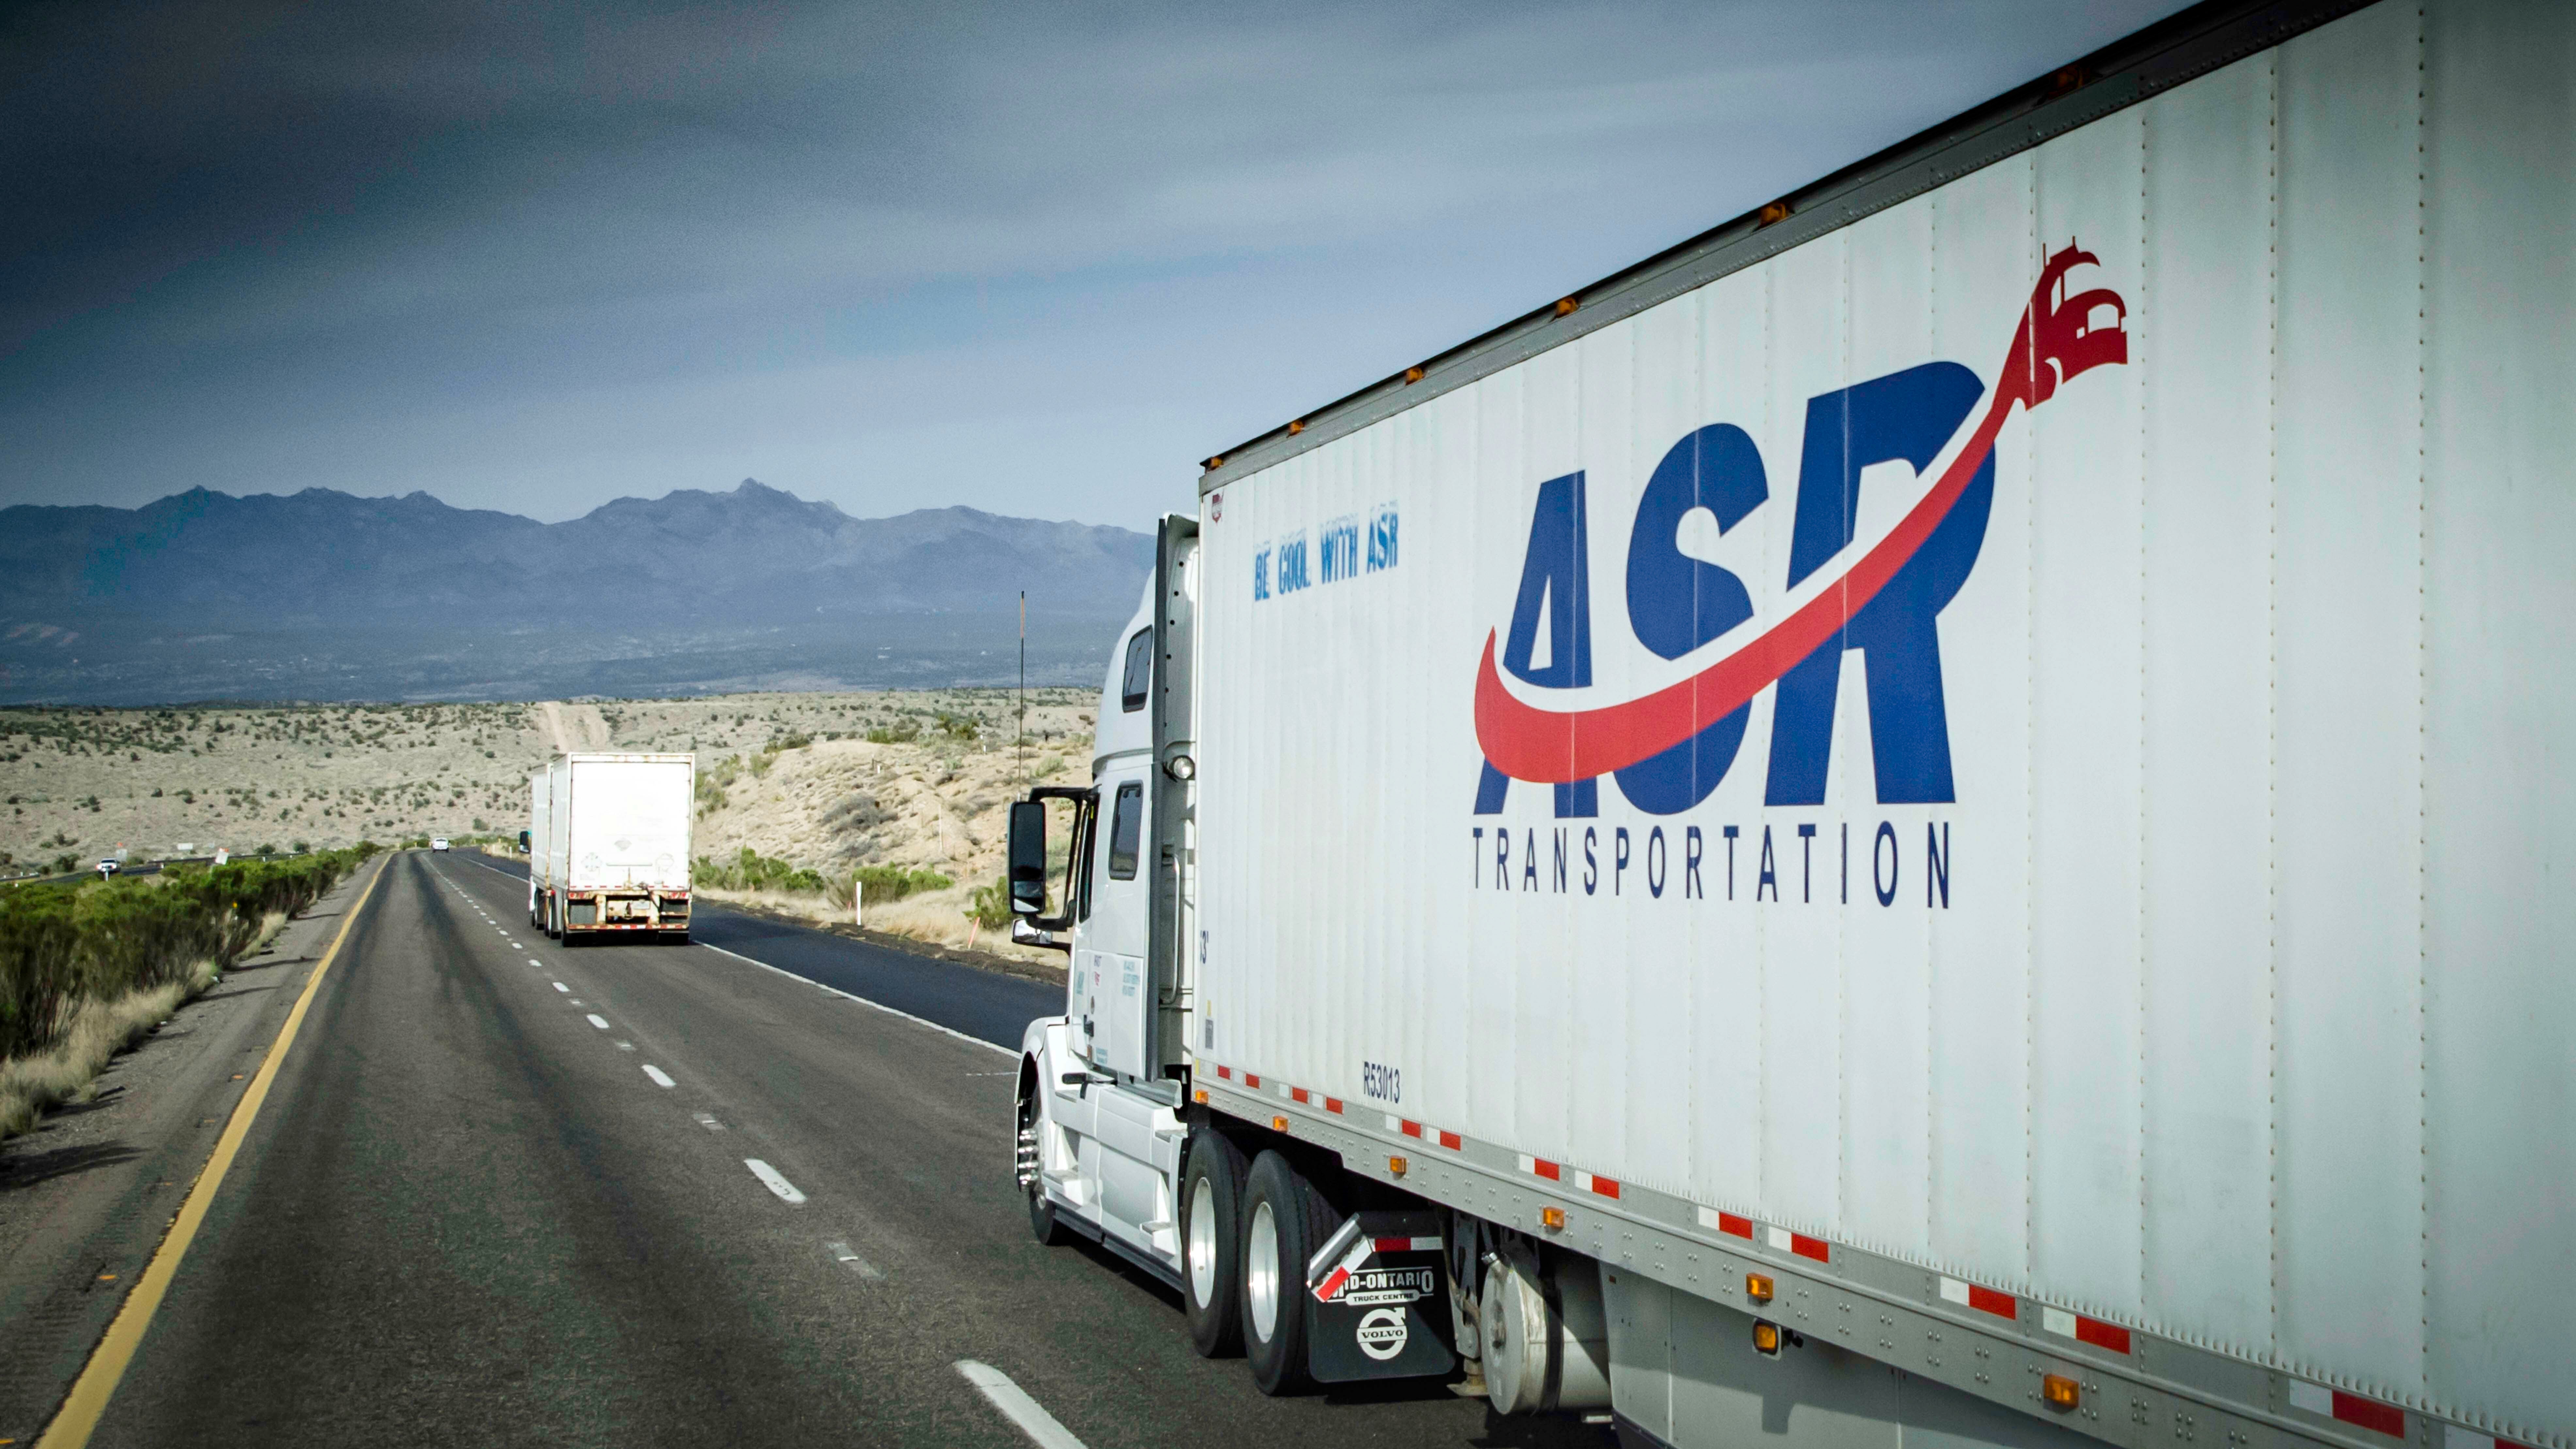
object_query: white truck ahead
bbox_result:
[1003,2,2575,1447]
[527,753,694,944]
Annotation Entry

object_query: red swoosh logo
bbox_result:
[1474,243,2127,785]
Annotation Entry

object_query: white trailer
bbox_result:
[526,753,694,944]
[1006,2,2575,1446]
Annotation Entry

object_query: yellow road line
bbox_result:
[37,854,394,1449]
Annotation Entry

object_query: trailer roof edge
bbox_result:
[1195,0,2375,495]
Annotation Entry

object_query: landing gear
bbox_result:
[1182,1130,1250,1358]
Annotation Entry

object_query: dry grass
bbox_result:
[0,909,285,1140]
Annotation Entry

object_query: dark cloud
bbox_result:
[1,0,2191,524]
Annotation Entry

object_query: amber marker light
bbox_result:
[1388,1155,1408,1177]
[1193,1088,1208,1104]
[1751,1320,1781,1356]
[1287,419,1305,435]
[1404,366,1425,384]
[1554,297,1579,317]
[2043,1375,2080,1411]
[1272,1115,1289,1132]
[1758,200,1792,227]
[1539,1206,1567,1232]
[1745,1273,1774,1304]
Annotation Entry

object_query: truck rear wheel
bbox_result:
[1182,1129,1249,1358]
[1240,1149,1331,1395]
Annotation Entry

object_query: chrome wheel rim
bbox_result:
[1245,1200,1280,1342]
[1187,1179,1218,1307]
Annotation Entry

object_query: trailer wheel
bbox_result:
[1240,1149,1331,1395]
[1181,1129,1249,1358]
[1021,1092,1073,1247]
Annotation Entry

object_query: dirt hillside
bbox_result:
[0,690,1095,890]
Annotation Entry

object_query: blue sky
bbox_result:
[1,0,2190,528]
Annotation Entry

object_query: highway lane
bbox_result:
[77,851,1607,1448]
[450,850,1058,1050]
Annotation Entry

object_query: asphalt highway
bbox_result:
[70,851,1609,1448]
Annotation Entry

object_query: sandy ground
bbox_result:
[0,689,1094,882]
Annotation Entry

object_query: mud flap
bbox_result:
[1303,1210,1457,1383]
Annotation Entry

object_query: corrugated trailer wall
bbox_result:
[1195,0,2574,1437]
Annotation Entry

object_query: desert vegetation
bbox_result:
[0,844,377,1136]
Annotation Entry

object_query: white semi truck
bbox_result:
[1004,1,2575,1447]
[527,753,695,944]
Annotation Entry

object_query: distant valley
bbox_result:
[0,481,1155,703]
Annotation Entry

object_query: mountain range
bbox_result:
[0,481,1157,703]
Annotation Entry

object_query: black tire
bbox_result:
[1021,1092,1073,1246]
[1181,1129,1250,1358]
[1239,1149,1333,1395]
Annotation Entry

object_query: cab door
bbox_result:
[1080,764,1152,1079]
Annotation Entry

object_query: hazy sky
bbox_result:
[2,0,2191,528]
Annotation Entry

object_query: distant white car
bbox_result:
[430,838,450,851]
[96,858,120,877]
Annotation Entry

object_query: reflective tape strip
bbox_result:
[1697,1207,1755,1238]
[1518,1154,1563,1182]
[1940,1277,2018,1321]
[1325,1097,1344,1114]
[1291,1087,1311,1104]
[1372,1235,1443,1253]
[1570,1169,1622,1199]
[1763,1225,1829,1262]
[1434,1128,1461,1150]
[2040,1306,2133,1354]
[2447,1428,2534,1449]
[2289,1382,2403,1440]
[1244,1073,1260,1088]
[1400,1119,1425,1139]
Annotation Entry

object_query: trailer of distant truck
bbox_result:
[1001,2,2575,1447]
[527,753,694,943]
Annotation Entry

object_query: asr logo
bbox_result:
[1473,242,2128,818]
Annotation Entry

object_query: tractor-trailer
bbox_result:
[527,753,694,943]
[1004,2,2574,1448]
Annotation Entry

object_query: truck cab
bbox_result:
[1009,517,1199,1285]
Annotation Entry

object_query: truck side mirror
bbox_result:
[1008,800,1048,916]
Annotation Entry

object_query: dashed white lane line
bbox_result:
[586,1014,609,1029]
[552,982,569,992]
[954,1361,1088,1449]
[616,1041,636,1052]
[641,1065,675,1087]
[826,1240,884,1279]
[744,1159,805,1204]
[693,1113,725,1131]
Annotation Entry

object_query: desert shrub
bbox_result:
[863,719,920,744]
[933,712,978,744]
[967,875,1012,929]
[852,864,951,902]
[0,844,373,1064]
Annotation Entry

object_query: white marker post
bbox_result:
[853,878,864,928]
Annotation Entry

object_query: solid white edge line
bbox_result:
[642,1064,675,1087]
[692,941,1015,1059]
[445,856,1017,1060]
[744,1158,806,1204]
[954,1360,1088,1449]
